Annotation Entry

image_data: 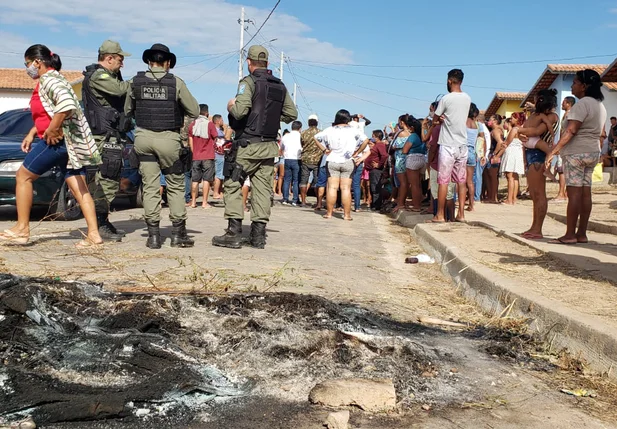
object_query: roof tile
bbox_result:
[0,68,83,92]
[522,64,617,106]
[485,92,527,117]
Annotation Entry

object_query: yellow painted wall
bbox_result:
[496,100,523,118]
[71,82,83,101]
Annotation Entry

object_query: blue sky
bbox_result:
[1,0,617,129]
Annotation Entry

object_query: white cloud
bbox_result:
[0,0,353,64]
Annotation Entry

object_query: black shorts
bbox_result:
[191,159,215,183]
[300,163,319,187]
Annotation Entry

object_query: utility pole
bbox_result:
[293,83,297,104]
[238,7,249,82]
[280,51,284,81]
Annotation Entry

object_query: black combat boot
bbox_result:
[145,221,162,249]
[170,219,194,248]
[212,219,243,249]
[96,213,125,242]
[249,221,267,249]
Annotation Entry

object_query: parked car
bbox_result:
[0,108,142,221]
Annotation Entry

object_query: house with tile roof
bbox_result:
[485,92,527,118]
[0,68,84,115]
[522,64,617,133]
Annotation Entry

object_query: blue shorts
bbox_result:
[526,149,546,167]
[23,139,85,179]
[215,153,225,180]
[316,164,328,188]
[466,146,477,167]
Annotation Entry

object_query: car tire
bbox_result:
[55,182,82,221]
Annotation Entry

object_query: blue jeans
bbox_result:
[184,171,191,203]
[473,156,485,201]
[215,153,225,180]
[352,162,364,210]
[316,164,328,188]
[283,159,301,203]
[23,139,85,178]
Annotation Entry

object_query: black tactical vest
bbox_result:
[133,71,183,132]
[82,64,126,136]
[243,69,286,140]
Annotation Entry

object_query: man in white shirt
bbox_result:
[280,121,303,205]
[431,68,472,223]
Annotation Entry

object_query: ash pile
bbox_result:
[0,274,469,427]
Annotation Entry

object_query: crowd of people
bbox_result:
[264,67,608,247]
[0,39,608,250]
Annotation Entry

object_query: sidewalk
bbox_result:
[395,200,617,377]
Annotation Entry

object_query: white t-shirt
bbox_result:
[281,130,303,160]
[481,123,491,157]
[435,92,472,147]
[561,97,606,156]
[315,125,367,164]
[349,119,367,134]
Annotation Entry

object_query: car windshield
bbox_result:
[0,109,34,137]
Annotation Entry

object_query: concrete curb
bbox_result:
[546,211,617,237]
[402,213,617,377]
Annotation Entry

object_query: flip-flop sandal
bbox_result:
[521,232,544,240]
[344,217,353,221]
[322,214,332,219]
[75,239,102,249]
[426,219,446,224]
[548,238,577,245]
[0,230,29,245]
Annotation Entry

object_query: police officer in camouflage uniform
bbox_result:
[125,43,199,249]
[212,46,297,249]
[82,40,132,242]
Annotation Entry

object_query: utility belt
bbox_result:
[98,132,130,182]
[132,146,192,175]
[244,135,277,144]
[221,136,276,183]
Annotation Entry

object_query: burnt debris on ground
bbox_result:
[0,274,553,428]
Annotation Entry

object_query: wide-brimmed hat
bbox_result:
[142,43,176,69]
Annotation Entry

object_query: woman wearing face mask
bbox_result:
[0,45,102,247]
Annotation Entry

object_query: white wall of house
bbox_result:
[0,91,30,114]
[550,74,617,134]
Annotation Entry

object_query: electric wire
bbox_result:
[187,52,238,84]
[292,72,402,113]
[241,0,281,50]
[290,61,433,103]
[295,62,528,92]
[0,50,238,60]
[291,53,617,69]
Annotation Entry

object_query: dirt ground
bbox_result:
[0,200,616,428]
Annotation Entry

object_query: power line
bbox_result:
[291,53,617,69]
[0,50,238,60]
[285,59,314,112]
[295,62,528,92]
[291,61,433,103]
[242,0,281,50]
[187,53,238,84]
[292,72,402,113]
[175,50,239,68]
